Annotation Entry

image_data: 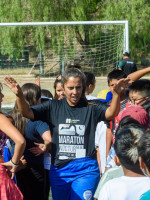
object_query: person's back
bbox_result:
[118,51,137,76]
[98,126,150,200]
[98,176,150,200]
[138,132,150,200]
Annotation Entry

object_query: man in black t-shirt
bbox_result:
[118,51,137,76]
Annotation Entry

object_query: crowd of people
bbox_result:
[0,59,150,200]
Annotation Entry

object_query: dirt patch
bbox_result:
[1,77,108,106]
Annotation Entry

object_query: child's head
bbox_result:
[118,105,149,130]
[128,79,150,106]
[138,131,150,176]
[84,71,96,94]
[107,70,127,92]
[54,79,65,100]
[117,116,145,133]
[41,89,53,103]
[21,83,41,106]
[114,125,144,173]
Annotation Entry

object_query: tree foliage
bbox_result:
[0,0,149,64]
[101,0,150,63]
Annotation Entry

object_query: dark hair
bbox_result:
[84,71,96,87]
[66,63,82,70]
[138,131,150,172]
[123,52,130,57]
[53,79,63,100]
[21,83,41,106]
[114,127,144,172]
[11,83,41,135]
[107,70,127,85]
[128,79,150,97]
[62,68,86,101]
[41,89,53,99]
[116,116,145,136]
[0,83,3,91]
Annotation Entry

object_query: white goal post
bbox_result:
[0,21,129,76]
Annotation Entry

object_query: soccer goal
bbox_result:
[0,21,129,77]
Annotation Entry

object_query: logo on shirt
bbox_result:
[83,190,92,200]
[66,118,80,123]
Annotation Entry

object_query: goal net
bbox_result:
[0,21,129,77]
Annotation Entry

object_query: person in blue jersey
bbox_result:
[4,68,129,200]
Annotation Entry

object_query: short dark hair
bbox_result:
[114,127,144,172]
[41,89,53,99]
[137,131,150,172]
[107,70,127,85]
[123,52,130,57]
[84,71,96,87]
[128,79,150,97]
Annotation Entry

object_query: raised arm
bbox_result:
[128,66,150,82]
[105,78,130,120]
[4,76,34,120]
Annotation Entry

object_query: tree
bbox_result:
[0,0,149,66]
[0,0,102,56]
[101,0,150,63]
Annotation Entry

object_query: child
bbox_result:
[138,131,150,200]
[53,79,65,100]
[98,126,150,200]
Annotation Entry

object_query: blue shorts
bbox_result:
[50,156,100,200]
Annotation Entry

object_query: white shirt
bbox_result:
[98,176,150,200]
[95,121,107,173]
[85,94,96,100]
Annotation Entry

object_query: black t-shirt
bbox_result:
[119,58,137,76]
[31,98,109,167]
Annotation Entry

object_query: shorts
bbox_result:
[50,156,100,200]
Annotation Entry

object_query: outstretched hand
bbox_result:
[3,76,22,97]
[112,78,130,95]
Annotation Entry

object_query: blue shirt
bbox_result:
[24,120,49,166]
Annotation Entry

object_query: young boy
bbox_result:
[106,69,150,168]
[98,126,150,200]
[138,132,150,200]
[128,79,150,106]
[106,70,130,168]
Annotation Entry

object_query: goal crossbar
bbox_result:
[0,21,129,51]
